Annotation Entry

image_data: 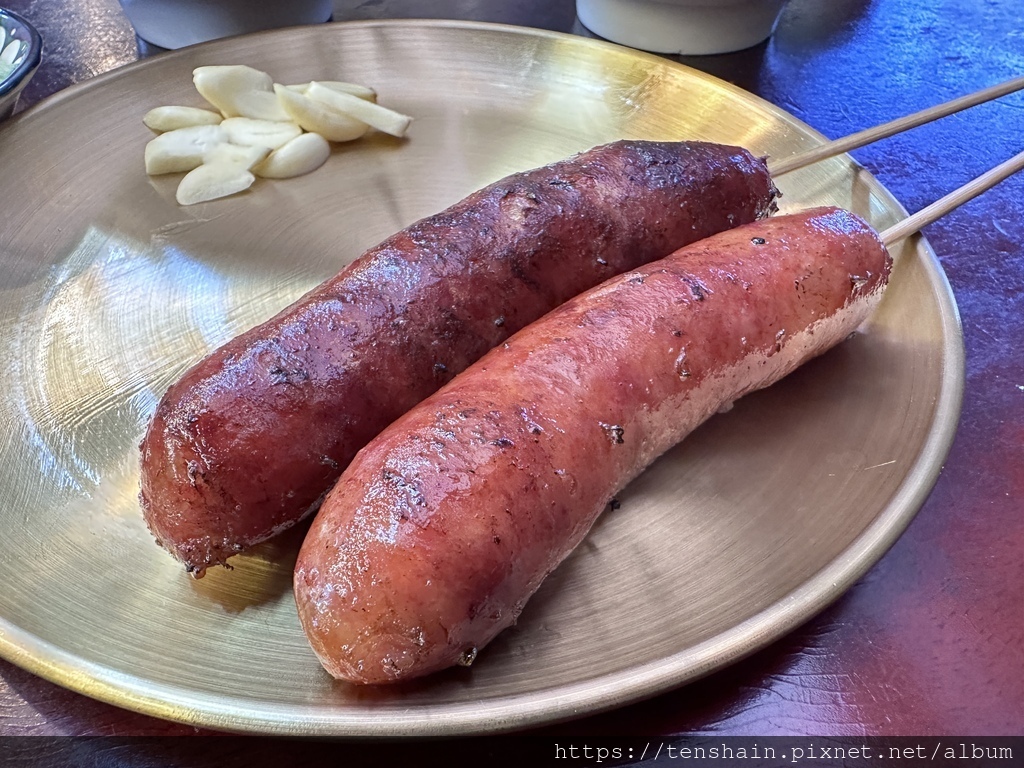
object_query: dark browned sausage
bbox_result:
[140,140,777,574]
[293,207,891,684]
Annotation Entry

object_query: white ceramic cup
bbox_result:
[118,0,333,49]
[577,0,787,55]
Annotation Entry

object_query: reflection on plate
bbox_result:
[0,20,962,736]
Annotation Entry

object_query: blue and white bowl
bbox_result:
[0,8,42,120]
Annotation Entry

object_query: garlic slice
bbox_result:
[273,84,369,143]
[253,132,331,179]
[305,82,412,138]
[220,117,303,150]
[204,142,270,170]
[144,124,228,175]
[285,81,378,102]
[176,163,256,206]
[193,65,290,121]
[144,106,224,132]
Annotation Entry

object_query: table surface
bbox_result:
[1,0,1021,758]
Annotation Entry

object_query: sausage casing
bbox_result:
[139,140,777,574]
[294,207,891,684]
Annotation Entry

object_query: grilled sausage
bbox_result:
[293,207,891,684]
[139,140,777,574]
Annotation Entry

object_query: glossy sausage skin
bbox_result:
[139,140,777,574]
[294,207,891,684]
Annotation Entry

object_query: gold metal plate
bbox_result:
[0,21,962,735]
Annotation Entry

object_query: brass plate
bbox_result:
[0,21,962,736]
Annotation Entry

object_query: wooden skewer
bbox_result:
[768,75,1024,177]
[880,148,1024,247]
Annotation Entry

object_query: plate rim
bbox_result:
[0,18,965,737]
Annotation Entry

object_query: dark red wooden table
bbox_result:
[1,0,1021,761]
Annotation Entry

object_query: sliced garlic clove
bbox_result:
[231,90,292,122]
[253,132,331,179]
[305,82,412,138]
[144,124,228,175]
[284,81,378,102]
[193,65,291,121]
[220,117,303,150]
[144,106,224,132]
[205,142,270,170]
[176,163,256,205]
[273,84,369,143]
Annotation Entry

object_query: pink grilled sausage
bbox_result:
[139,140,777,575]
[293,207,891,684]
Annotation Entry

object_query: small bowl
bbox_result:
[117,0,333,50]
[0,8,42,120]
[577,0,787,55]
